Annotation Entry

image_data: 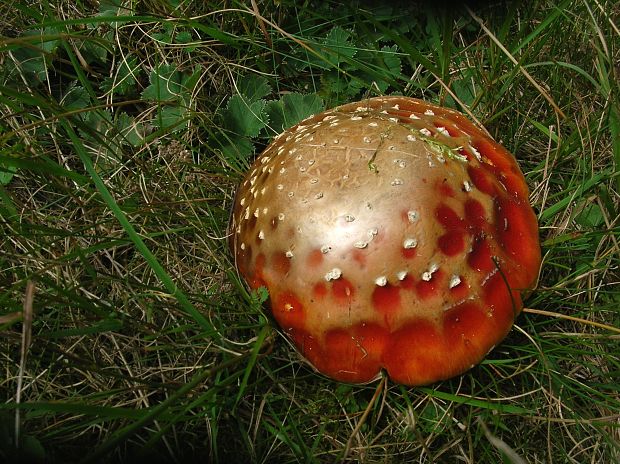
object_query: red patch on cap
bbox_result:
[312,282,328,300]
[383,319,448,385]
[273,291,306,329]
[467,166,496,196]
[464,199,487,232]
[443,301,489,353]
[436,204,462,229]
[332,277,355,302]
[476,138,511,172]
[401,246,417,259]
[438,180,456,198]
[438,230,465,256]
[271,251,291,276]
[306,249,324,267]
[322,323,388,383]
[467,236,495,273]
[495,196,534,261]
[482,272,522,330]
[372,284,401,315]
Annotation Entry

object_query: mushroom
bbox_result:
[229,96,541,385]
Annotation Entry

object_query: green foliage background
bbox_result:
[1,1,619,462]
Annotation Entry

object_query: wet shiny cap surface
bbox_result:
[229,96,541,386]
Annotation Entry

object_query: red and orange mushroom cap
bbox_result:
[229,96,541,386]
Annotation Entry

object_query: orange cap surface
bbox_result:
[229,97,541,385]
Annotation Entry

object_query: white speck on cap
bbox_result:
[285,250,294,258]
[325,268,342,281]
[407,210,419,223]
[397,270,408,281]
[463,180,473,192]
[258,230,265,240]
[437,127,450,136]
[424,109,435,115]
[470,145,482,161]
[409,113,420,119]
[375,276,387,286]
[449,275,462,288]
[391,179,404,186]
[420,128,432,136]
[422,263,439,281]
[403,238,418,249]
[353,241,368,249]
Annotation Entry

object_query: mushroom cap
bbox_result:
[229,96,541,386]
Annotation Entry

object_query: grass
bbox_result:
[1,0,619,462]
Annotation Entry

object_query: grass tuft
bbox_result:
[1,1,619,462]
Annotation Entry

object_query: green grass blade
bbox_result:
[59,119,218,337]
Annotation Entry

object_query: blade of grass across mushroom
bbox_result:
[60,120,219,339]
